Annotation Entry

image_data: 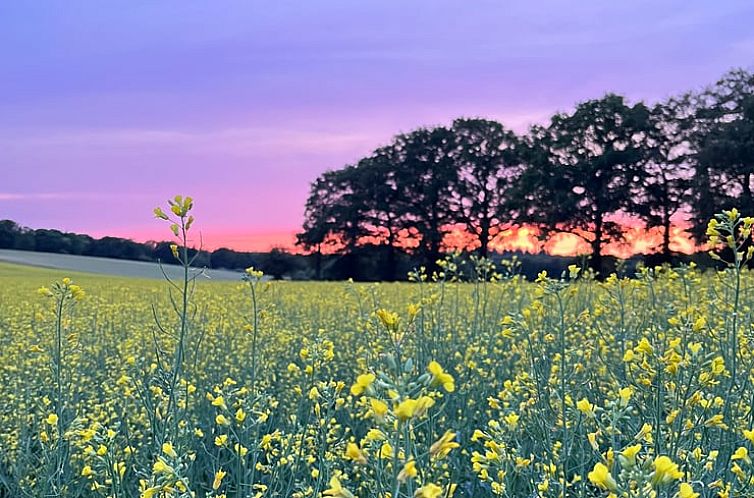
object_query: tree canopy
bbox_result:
[298,67,754,276]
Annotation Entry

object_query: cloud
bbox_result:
[0,192,150,201]
[0,126,379,159]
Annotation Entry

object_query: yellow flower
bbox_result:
[81,465,94,477]
[587,431,599,451]
[398,459,417,482]
[678,482,699,498]
[395,398,419,420]
[212,468,226,490]
[651,455,683,486]
[414,483,443,498]
[407,303,421,320]
[370,398,388,419]
[235,407,247,423]
[376,309,399,331]
[45,413,58,426]
[576,398,595,416]
[428,361,455,392]
[471,429,487,442]
[153,207,169,220]
[323,476,355,498]
[245,266,264,279]
[618,387,633,406]
[731,462,746,481]
[152,458,173,475]
[619,444,641,468]
[365,428,386,441]
[568,264,581,278]
[588,462,617,491]
[215,434,228,447]
[37,286,53,297]
[350,373,376,396]
[744,429,754,445]
[344,442,367,464]
[394,396,435,421]
[635,338,653,355]
[68,283,85,300]
[731,446,750,464]
[141,487,161,498]
[636,423,653,442]
[379,441,394,459]
[162,442,177,458]
[504,412,520,429]
[430,430,460,460]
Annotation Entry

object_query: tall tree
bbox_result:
[296,169,360,278]
[634,100,693,259]
[391,126,458,271]
[687,69,754,241]
[348,148,407,280]
[450,118,522,257]
[517,94,652,273]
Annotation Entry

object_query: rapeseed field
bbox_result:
[1,198,753,498]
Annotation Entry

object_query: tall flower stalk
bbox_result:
[37,278,85,497]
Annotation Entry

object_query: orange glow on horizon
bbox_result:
[115,221,699,257]
[442,220,698,258]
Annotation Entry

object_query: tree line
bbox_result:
[0,220,306,278]
[0,218,592,280]
[297,68,754,278]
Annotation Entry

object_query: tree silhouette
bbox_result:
[294,68,754,279]
[348,149,407,280]
[517,94,652,273]
[450,118,522,257]
[391,127,458,271]
[687,69,754,242]
[634,100,693,259]
[296,169,360,278]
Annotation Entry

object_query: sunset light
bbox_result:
[2,3,754,497]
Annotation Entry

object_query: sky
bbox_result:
[2,1,754,251]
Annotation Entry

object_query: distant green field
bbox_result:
[0,249,241,281]
[0,260,142,287]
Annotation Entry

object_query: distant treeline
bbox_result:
[0,218,720,281]
[298,68,754,278]
[0,219,281,274]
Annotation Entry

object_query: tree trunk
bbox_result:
[662,212,672,261]
[314,244,322,280]
[425,233,442,276]
[478,220,490,258]
[385,231,397,281]
[591,216,603,275]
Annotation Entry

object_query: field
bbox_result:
[2,210,754,498]
[0,249,241,281]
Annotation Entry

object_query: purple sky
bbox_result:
[2,1,753,250]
